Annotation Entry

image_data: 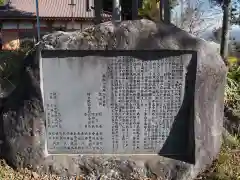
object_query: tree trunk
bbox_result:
[132,0,139,20]
[159,0,163,20]
[220,0,231,62]
[164,0,171,23]
[94,0,102,24]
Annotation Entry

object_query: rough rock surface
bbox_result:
[224,107,240,135]
[0,20,227,180]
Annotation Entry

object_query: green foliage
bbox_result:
[0,43,34,98]
[196,133,240,180]
[0,0,4,5]
[138,0,178,20]
[210,135,240,180]
[138,0,160,20]
[0,51,25,91]
[224,58,240,116]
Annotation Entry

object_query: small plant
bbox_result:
[0,51,26,97]
[224,57,240,116]
[196,134,240,180]
[138,0,161,21]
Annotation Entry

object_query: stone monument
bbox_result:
[0,20,227,180]
[41,50,196,161]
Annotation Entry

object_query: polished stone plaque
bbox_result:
[41,55,185,154]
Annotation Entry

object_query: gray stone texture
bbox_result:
[0,19,227,180]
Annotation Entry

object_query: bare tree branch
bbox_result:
[172,0,221,36]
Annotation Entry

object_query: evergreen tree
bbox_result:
[0,0,4,5]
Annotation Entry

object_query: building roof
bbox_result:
[0,0,111,20]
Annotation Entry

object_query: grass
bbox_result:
[196,58,240,180]
[0,161,56,180]
[224,60,240,117]
[0,161,71,180]
[196,134,240,180]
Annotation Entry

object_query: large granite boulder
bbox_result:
[0,19,227,180]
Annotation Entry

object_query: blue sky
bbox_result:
[173,0,240,41]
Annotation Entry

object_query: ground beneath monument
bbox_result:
[0,133,239,180]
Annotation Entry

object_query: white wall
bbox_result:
[19,21,33,29]
[2,22,18,29]
[1,20,94,32]
[34,21,48,28]
[66,22,94,31]
[66,22,81,30]
[52,21,66,28]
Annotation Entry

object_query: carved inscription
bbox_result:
[41,56,185,154]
